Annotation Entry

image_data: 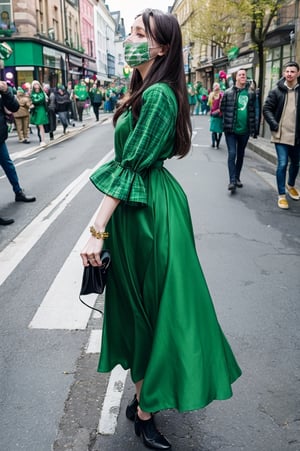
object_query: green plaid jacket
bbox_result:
[90,83,178,206]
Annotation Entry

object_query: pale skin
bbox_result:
[283,65,300,89]
[235,69,247,89]
[80,15,165,421]
[0,81,8,93]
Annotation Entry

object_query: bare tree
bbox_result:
[250,0,288,102]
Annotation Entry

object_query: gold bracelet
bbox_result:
[90,226,109,240]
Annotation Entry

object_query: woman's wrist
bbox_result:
[90,225,109,240]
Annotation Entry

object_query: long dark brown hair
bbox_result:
[113,9,192,158]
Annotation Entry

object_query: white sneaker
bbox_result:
[40,141,46,146]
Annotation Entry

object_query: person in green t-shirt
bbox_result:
[220,68,257,192]
[73,80,89,121]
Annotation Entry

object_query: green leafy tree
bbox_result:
[190,0,289,106]
[190,0,248,51]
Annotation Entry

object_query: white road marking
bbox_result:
[86,329,102,354]
[0,170,89,287]
[28,224,97,329]
[10,146,46,161]
[0,150,114,289]
[0,159,37,180]
[28,151,114,329]
[98,365,128,435]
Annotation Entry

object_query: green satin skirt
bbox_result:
[98,167,241,413]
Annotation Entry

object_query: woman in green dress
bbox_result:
[30,80,49,146]
[81,9,241,450]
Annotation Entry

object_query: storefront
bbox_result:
[43,46,66,87]
[83,57,97,80]
[1,38,95,89]
[260,24,294,139]
[1,40,66,88]
[227,52,257,79]
[67,54,83,84]
[263,24,294,94]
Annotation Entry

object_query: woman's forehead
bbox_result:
[131,15,144,30]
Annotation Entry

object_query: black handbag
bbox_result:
[79,250,111,314]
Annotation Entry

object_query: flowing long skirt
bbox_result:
[98,166,241,413]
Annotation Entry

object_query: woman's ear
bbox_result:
[157,44,169,57]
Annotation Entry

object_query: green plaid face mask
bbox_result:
[124,42,151,67]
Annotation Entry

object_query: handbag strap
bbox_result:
[79,295,103,314]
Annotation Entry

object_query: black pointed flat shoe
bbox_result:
[126,394,139,421]
[134,413,171,449]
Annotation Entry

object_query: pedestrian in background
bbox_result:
[187,82,197,115]
[208,82,223,148]
[30,80,49,146]
[13,87,31,143]
[74,80,89,122]
[0,80,36,226]
[200,90,209,115]
[67,81,78,122]
[220,68,257,192]
[89,81,103,121]
[263,61,300,210]
[80,9,241,450]
[55,85,71,134]
[43,84,57,140]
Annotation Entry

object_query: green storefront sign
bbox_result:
[3,41,43,66]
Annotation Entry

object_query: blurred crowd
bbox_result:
[0,78,127,225]
[5,79,127,146]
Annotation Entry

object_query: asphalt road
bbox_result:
[0,114,299,451]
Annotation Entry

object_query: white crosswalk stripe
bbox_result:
[29,216,98,329]
[2,146,125,439]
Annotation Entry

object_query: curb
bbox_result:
[247,138,277,165]
[9,114,111,160]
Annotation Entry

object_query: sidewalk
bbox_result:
[7,110,111,158]
[7,111,276,166]
[247,136,277,165]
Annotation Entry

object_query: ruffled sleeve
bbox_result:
[90,83,178,206]
[90,159,147,206]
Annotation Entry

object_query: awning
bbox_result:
[227,52,257,74]
[84,59,97,72]
[68,54,83,67]
[96,75,113,82]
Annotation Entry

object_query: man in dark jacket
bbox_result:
[220,68,257,192]
[0,81,36,226]
[89,82,103,121]
[263,61,300,210]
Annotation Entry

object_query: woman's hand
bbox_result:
[80,236,104,267]
[80,195,120,267]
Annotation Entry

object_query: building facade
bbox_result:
[171,0,300,98]
[0,0,125,88]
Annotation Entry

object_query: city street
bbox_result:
[0,115,299,451]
